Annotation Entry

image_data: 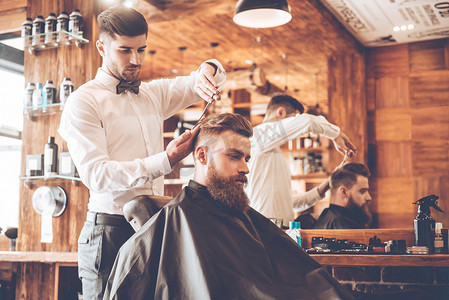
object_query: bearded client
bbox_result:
[103,113,355,300]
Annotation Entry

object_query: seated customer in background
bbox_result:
[313,162,372,229]
[104,113,355,300]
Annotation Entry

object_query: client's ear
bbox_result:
[195,146,208,165]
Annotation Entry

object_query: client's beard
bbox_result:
[206,166,250,213]
[348,197,372,228]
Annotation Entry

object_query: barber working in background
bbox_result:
[58,5,225,299]
[313,163,372,229]
[247,94,357,227]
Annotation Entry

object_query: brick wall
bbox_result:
[328,265,449,299]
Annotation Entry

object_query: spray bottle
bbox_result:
[413,195,443,253]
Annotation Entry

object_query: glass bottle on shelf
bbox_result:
[32,15,45,48]
[21,17,33,48]
[43,80,57,112]
[304,133,313,149]
[313,134,321,148]
[44,136,58,178]
[24,82,35,111]
[32,83,43,111]
[57,11,70,44]
[69,9,84,40]
[60,77,74,109]
[44,13,57,46]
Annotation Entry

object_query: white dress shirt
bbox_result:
[247,113,340,225]
[59,60,226,215]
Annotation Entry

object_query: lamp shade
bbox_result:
[233,0,292,28]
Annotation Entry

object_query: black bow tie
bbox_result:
[116,79,141,94]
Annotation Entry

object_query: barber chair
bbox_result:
[123,195,173,232]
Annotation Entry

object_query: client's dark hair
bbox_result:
[266,94,305,116]
[193,113,253,152]
[98,5,148,39]
[330,163,371,192]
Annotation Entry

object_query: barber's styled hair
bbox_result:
[98,5,148,39]
[266,94,305,116]
[193,113,253,151]
[330,163,371,192]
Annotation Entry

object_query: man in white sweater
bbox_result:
[247,94,356,226]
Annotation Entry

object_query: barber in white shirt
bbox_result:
[247,95,356,227]
[58,6,225,300]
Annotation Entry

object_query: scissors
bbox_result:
[193,91,220,128]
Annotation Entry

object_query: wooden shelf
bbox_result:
[310,254,449,267]
[291,173,329,181]
[285,146,329,154]
[163,132,175,138]
[0,251,77,265]
[233,102,252,108]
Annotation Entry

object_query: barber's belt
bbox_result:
[86,211,129,227]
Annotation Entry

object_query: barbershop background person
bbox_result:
[247,95,357,227]
[58,6,225,299]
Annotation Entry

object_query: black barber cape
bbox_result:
[313,204,366,229]
[104,181,355,300]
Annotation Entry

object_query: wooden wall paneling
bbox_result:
[411,106,449,141]
[412,140,449,177]
[375,108,412,141]
[0,0,27,34]
[375,141,412,178]
[409,70,449,108]
[366,44,409,79]
[409,39,447,72]
[15,262,56,300]
[445,38,449,69]
[328,53,367,171]
[375,76,410,109]
[366,78,375,112]
[18,0,101,251]
[375,177,415,228]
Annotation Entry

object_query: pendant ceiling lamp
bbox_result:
[233,0,292,29]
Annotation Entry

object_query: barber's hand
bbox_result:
[194,62,221,103]
[166,124,201,168]
[332,131,357,157]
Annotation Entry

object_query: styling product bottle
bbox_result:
[313,134,321,148]
[56,11,69,44]
[413,195,444,254]
[286,221,301,247]
[434,222,444,254]
[60,77,74,109]
[69,9,83,40]
[43,80,56,112]
[32,15,45,47]
[21,17,33,48]
[44,136,58,178]
[23,82,36,112]
[32,83,43,111]
[304,133,313,149]
[44,13,57,46]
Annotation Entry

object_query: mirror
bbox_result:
[135,0,448,228]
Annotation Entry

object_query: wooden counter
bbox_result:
[2,251,448,268]
[0,251,77,265]
[310,254,449,267]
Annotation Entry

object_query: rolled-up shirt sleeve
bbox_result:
[58,95,172,193]
[251,113,340,154]
[292,187,324,213]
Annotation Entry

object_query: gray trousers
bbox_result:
[78,219,134,300]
